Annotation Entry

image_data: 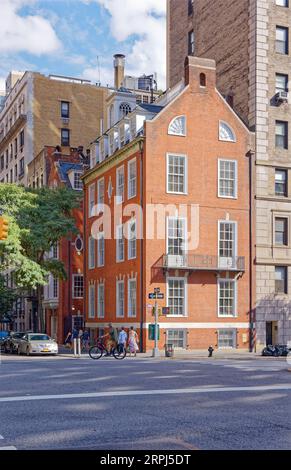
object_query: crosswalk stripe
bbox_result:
[0,446,17,450]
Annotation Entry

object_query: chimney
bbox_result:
[184,56,216,92]
[113,54,125,89]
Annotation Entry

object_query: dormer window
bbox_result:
[219,121,236,142]
[168,115,186,136]
[120,103,131,118]
[74,172,83,190]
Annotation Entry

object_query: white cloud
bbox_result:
[0,0,61,55]
[82,0,167,89]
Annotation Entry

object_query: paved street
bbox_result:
[0,355,290,450]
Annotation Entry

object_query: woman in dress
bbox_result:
[128,326,139,357]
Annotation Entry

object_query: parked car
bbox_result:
[262,344,291,357]
[17,333,58,356]
[3,332,26,354]
[0,331,10,351]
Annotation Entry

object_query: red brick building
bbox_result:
[83,57,254,352]
[41,146,87,343]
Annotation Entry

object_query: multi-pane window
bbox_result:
[20,130,24,148]
[276,73,288,93]
[73,275,84,298]
[218,329,237,349]
[61,101,70,118]
[275,217,288,245]
[53,277,58,299]
[116,166,124,203]
[98,284,105,318]
[88,284,95,318]
[219,222,235,258]
[218,280,236,317]
[167,329,187,349]
[276,26,289,54]
[98,233,105,267]
[88,236,95,269]
[88,183,95,217]
[275,120,288,148]
[128,219,137,260]
[128,279,137,317]
[218,160,237,198]
[73,172,83,190]
[275,169,288,196]
[276,0,289,7]
[116,225,124,262]
[61,128,70,146]
[167,217,186,255]
[168,278,186,316]
[167,154,187,194]
[97,178,105,205]
[51,243,58,259]
[188,29,194,55]
[128,159,137,199]
[116,280,125,318]
[275,266,288,293]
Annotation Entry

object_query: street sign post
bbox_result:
[148,288,164,358]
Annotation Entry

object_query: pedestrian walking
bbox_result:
[118,327,127,353]
[64,330,72,348]
[128,326,139,357]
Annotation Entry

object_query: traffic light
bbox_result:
[0,216,9,240]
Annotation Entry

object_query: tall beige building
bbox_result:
[168,0,291,348]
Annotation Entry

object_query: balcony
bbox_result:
[161,254,245,273]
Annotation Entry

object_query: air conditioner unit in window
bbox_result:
[62,118,70,125]
[275,91,289,104]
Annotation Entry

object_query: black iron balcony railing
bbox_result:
[162,254,245,272]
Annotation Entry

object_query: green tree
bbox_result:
[0,274,17,322]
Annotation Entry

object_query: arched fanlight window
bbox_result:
[219,120,236,142]
[168,115,186,136]
[200,73,206,87]
[119,103,131,118]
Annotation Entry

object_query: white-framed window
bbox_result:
[276,26,289,54]
[73,275,84,298]
[218,159,237,198]
[97,178,105,205]
[218,329,237,349]
[88,284,95,318]
[166,329,187,349]
[116,166,124,203]
[73,172,83,190]
[88,183,95,217]
[168,115,186,136]
[97,233,105,267]
[218,279,237,317]
[128,158,137,199]
[167,277,187,316]
[98,283,105,318]
[88,236,95,269]
[128,218,137,260]
[50,242,59,259]
[116,280,125,318]
[219,121,236,142]
[219,221,236,260]
[167,153,187,194]
[128,279,137,317]
[167,217,187,255]
[276,0,288,7]
[116,224,124,262]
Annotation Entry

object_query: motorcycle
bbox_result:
[262,344,291,357]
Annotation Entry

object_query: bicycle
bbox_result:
[89,338,126,360]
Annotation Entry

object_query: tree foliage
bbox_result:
[0,184,82,289]
[0,274,17,321]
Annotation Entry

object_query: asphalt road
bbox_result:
[0,355,290,450]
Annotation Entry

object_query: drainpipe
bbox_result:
[139,138,144,352]
[248,148,255,352]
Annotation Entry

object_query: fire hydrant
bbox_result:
[208,346,214,357]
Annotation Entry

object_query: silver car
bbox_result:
[17,333,58,356]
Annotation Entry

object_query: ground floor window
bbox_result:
[167,278,186,316]
[166,329,187,349]
[218,329,237,349]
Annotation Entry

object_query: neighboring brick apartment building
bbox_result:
[167,0,291,348]
[0,71,108,186]
[40,146,87,343]
[83,57,253,351]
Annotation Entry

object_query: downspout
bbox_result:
[68,238,72,337]
[139,138,144,352]
[248,148,255,352]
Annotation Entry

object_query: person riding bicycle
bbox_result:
[100,323,118,356]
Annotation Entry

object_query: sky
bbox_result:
[0,0,167,92]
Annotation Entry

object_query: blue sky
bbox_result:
[0,0,166,91]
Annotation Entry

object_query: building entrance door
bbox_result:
[266,321,278,345]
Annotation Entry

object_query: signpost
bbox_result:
[148,288,164,358]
